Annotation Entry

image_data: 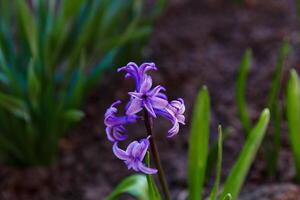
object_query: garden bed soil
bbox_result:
[1,0,300,199]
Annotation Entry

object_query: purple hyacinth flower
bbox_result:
[113,137,158,174]
[155,98,186,137]
[104,101,138,142]
[126,75,169,118]
[118,62,157,91]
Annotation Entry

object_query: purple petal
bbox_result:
[126,98,143,115]
[139,62,157,75]
[167,120,179,137]
[144,100,157,118]
[137,162,158,174]
[151,96,168,109]
[140,75,152,93]
[113,142,129,160]
[147,85,166,97]
[131,138,149,161]
[128,92,143,99]
[177,114,185,124]
[126,141,139,155]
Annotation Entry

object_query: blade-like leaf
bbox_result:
[16,0,38,57]
[220,109,270,200]
[0,92,30,121]
[188,86,210,200]
[105,174,148,200]
[286,69,300,181]
[27,59,40,109]
[265,40,290,174]
[236,49,252,134]
[146,152,162,200]
[208,125,223,200]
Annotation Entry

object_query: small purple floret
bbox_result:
[104,101,138,142]
[113,137,157,174]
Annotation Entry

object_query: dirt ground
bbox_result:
[1,0,300,199]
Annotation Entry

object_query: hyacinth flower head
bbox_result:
[113,137,157,174]
[104,62,185,200]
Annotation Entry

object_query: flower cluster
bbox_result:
[104,62,185,174]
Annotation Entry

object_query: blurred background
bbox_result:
[0,0,300,199]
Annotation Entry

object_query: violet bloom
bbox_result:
[126,75,169,118]
[104,101,138,142]
[118,62,157,91]
[113,137,157,174]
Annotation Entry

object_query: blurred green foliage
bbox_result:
[235,41,291,175]
[188,87,269,200]
[0,0,165,166]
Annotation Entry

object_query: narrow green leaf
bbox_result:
[265,40,290,174]
[205,127,231,181]
[63,109,84,122]
[0,92,30,121]
[27,59,40,109]
[208,125,223,200]
[16,0,38,57]
[236,49,252,134]
[267,40,290,109]
[188,86,210,200]
[105,174,148,200]
[146,152,162,200]
[220,109,270,200]
[286,69,300,181]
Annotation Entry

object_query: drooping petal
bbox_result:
[150,96,168,109]
[139,62,157,76]
[167,120,179,138]
[137,162,158,174]
[177,115,185,124]
[113,142,129,160]
[144,100,156,117]
[126,98,143,116]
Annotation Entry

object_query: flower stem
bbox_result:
[143,110,171,200]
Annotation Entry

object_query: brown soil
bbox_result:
[1,0,300,199]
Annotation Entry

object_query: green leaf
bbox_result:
[27,59,40,109]
[188,86,210,200]
[220,109,270,200]
[146,152,162,200]
[265,40,290,174]
[63,109,84,122]
[0,92,30,121]
[208,125,223,200]
[267,40,290,109]
[286,69,300,182]
[16,0,38,57]
[205,127,231,181]
[105,174,148,200]
[222,194,232,200]
[235,49,252,134]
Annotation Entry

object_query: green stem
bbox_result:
[143,110,171,200]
